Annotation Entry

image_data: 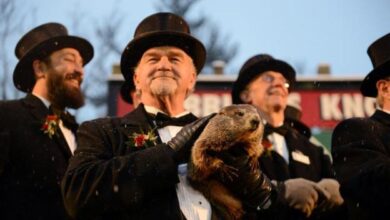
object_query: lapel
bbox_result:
[284,128,318,179]
[371,109,390,127]
[120,104,164,145]
[22,94,72,159]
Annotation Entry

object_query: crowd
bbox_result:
[0,12,389,220]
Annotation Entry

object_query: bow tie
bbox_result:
[49,106,78,133]
[264,124,289,136]
[153,112,197,128]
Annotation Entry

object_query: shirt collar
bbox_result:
[32,92,51,109]
[144,105,190,118]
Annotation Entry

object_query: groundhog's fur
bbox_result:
[187,104,264,220]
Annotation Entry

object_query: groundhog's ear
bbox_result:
[240,90,251,103]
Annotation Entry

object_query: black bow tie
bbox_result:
[264,123,289,136]
[153,112,197,128]
[49,106,78,133]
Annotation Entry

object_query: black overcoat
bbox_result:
[0,94,73,219]
[332,110,390,220]
[258,124,337,220]
[61,104,185,220]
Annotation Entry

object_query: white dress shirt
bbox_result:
[33,93,77,154]
[266,122,290,164]
[144,105,212,220]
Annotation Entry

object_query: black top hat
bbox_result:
[120,12,206,88]
[360,33,390,97]
[13,22,93,93]
[231,54,296,104]
[120,82,135,104]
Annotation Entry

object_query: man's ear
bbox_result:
[377,80,390,98]
[240,90,251,103]
[32,60,46,79]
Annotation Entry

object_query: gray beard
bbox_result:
[150,81,177,97]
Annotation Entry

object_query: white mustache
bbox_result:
[150,71,179,80]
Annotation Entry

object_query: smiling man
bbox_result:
[61,13,276,220]
[232,54,345,219]
[0,23,93,220]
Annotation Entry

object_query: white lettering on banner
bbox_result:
[185,95,201,116]
[342,94,364,118]
[364,98,376,116]
[184,93,232,116]
[184,92,376,120]
[320,93,376,120]
[320,94,343,120]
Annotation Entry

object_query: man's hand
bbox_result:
[316,178,344,211]
[283,178,330,217]
[218,152,274,211]
[167,113,216,164]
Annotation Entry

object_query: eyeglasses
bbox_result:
[259,74,290,89]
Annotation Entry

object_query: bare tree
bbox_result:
[0,0,26,100]
[156,0,238,73]
[68,6,123,120]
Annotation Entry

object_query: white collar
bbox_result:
[144,105,190,118]
[32,93,51,109]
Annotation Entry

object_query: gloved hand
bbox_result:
[283,178,330,217]
[218,152,274,211]
[316,178,344,211]
[167,113,216,164]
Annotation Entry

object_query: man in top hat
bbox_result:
[0,23,93,219]
[232,54,345,219]
[332,33,390,219]
[61,12,275,219]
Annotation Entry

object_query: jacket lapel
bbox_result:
[22,94,72,159]
[372,109,390,127]
[120,104,163,144]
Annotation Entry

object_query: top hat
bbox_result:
[13,22,93,92]
[120,12,206,89]
[360,33,390,97]
[231,54,296,104]
[120,82,135,104]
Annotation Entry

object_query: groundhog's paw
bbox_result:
[220,164,239,181]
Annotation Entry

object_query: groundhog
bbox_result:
[187,104,264,220]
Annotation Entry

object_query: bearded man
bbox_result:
[61,13,275,220]
[0,23,93,220]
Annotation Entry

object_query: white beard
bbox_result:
[150,78,178,97]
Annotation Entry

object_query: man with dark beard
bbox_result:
[61,13,276,219]
[0,23,93,220]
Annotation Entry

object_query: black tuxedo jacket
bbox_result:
[62,105,186,220]
[258,124,336,220]
[332,110,390,220]
[0,94,73,220]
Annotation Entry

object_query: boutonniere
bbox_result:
[41,115,59,139]
[126,128,158,149]
[261,138,273,157]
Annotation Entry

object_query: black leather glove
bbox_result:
[167,113,216,164]
[219,152,274,211]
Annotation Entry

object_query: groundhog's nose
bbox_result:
[250,118,260,130]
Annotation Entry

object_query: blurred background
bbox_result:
[1,0,390,148]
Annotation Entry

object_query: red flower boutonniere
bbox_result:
[41,115,59,139]
[261,138,273,157]
[126,129,157,149]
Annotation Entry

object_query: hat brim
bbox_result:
[13,36,93,92]
[120,32,206,88]
[120,82,134,104]
[232,59,296,104]
[360,60,390,97]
